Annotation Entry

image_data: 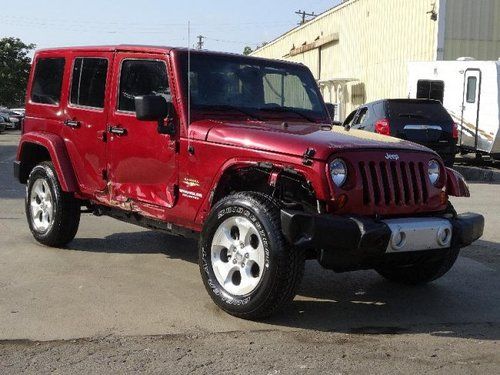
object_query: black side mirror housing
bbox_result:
[325,103,336,123]
[135,95,175,135]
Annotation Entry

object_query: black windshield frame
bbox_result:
[177,51,329,123]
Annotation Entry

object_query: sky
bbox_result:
[1,0,341,54]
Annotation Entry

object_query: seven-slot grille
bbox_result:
[359,160,429,207]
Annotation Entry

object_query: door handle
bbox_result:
[64,119,80,128]
[108,125,127,136]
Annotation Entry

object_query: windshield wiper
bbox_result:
[258,106,317,123]
[197,104,263,121]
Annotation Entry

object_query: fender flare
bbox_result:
[194,157,325,225]
[17,132,78,192]
[445,167,470,197]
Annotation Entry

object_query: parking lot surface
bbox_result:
[1,131,499,373]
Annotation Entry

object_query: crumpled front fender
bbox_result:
[445,167,470,197]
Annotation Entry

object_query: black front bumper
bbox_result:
[281,210,484,272]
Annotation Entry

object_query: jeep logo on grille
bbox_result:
[385,153,400,160]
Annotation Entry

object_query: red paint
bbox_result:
[18,45,456,233]
[17,132,79,192]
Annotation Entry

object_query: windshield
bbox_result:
[179,52,328,123]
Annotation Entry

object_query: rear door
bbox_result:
[64,52,113,194]
[106,52,178,209]
[460,70,481,150]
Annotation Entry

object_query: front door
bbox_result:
[106,53,178,210]
[460,69,481,150]
[64,52,113,194]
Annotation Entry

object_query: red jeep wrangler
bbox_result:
[15,46,484,319]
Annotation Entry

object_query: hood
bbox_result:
[189,120,434,160]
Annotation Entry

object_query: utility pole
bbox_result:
[295,10,316,25]
[196,35,205,50]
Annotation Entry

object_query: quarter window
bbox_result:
[466,77,477,103]
[31,58,65,105]
[70,58,108,108]
[118,60,170,112]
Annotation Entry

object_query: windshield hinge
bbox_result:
[302,148,316,166]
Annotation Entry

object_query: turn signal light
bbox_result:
[375,119,391,136]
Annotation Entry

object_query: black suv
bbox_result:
[343,99,458,166]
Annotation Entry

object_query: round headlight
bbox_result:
[330,159,348,187]
[428,159,441,186]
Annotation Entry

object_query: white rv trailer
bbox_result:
[408,60,500,159]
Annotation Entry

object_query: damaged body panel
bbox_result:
[15,45,484,319]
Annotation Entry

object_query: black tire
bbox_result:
[199,192,305,319]
[375,247,460,285]
[25,161,81,247]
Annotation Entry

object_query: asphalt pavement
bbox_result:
[1,131,499,374]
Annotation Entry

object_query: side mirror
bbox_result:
[325,103,336,122]
[135,95,175,136]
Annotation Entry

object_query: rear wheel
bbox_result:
[375,247,460,285]
[199,192,305,319]
[26,162,81,247]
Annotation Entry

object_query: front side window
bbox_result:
[31,58,65,105]
[466,77,477,103]
[70,58,108,108]
[343,110,356,127]
[118,60,170,112]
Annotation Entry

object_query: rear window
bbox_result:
[70,58,108,108]
[416,80,444,103]
[387,101,452,122]
[31,58,65,105]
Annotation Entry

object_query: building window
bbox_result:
[70,58,108,108]
[118,60,169,112]
[30,58,65,105]
[416,80,444,103]
[466,77,477,103]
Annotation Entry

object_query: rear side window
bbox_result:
[466,77,477,103]
[118,60,169,112]
[70,58,108,108]
[31,58,65,105]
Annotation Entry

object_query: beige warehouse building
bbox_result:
[251,0,500,120]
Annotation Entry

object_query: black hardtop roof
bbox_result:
[34,45,304,66]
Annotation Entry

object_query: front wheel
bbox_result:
[26,161,81,247]
[375,247,460,285]
[199,192,304,319]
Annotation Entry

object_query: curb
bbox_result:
[453,165,500,184]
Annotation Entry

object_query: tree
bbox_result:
[243,46,253,56]
[0,37,35,107]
